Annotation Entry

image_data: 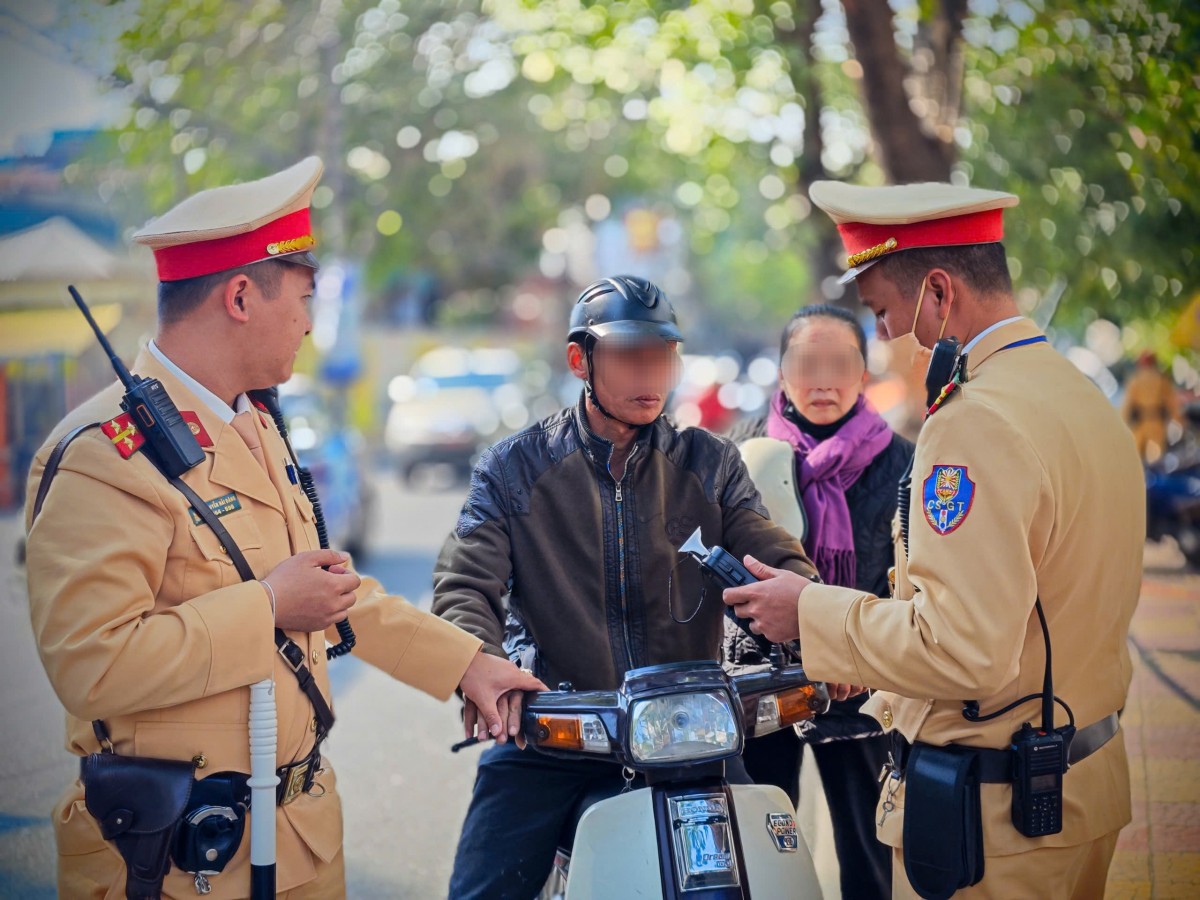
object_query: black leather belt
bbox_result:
[891,712,1121,784]
[195,745,324,808]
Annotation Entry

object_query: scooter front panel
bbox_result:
[730,784,824,898]
[566,788,660,899]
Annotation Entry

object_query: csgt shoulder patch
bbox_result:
[922,465,975,535]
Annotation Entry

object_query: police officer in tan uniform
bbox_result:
[723,182,1145,898]
[24,157,544,899]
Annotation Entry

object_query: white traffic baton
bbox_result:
[248,678,278,899]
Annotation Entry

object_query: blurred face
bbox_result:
[779,317,866,425]
[244,265,315,388]
[571,336,683,426]
[854,265,918,343]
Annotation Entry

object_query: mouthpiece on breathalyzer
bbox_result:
[678,527,758,590]
[679,527,709,561]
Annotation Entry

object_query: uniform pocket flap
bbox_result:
[187,513,264,564]
[135,722,252,774]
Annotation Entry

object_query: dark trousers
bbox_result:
[449,742,751,900]
[742,728,892,900]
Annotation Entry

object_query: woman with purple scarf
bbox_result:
[725,304,913,900]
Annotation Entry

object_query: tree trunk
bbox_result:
[781,0,852,302]
[840,0,956,183]
[315,0,348,253]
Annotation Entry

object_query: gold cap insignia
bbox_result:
[266,234,317,256]
[846,237,898,269]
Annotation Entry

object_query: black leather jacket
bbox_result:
[432,394,816,693]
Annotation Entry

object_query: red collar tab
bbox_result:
[180,411,214,447]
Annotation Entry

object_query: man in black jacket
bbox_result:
[433,275,818,898]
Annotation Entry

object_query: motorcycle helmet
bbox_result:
[568,275,683,345]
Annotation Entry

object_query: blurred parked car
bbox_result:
[385,347,531,486]
[279,376,374,559]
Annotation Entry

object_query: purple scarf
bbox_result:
[766,392,893,588]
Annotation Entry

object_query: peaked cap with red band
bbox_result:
[808,181,1020,284]
[132,156,324,282]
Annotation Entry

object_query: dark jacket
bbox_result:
[433,394,817,693]
[724,410,914,741]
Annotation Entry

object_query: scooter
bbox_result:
[526,652,829,899]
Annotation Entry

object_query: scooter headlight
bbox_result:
[628,690,742,764]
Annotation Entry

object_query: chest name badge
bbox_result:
[189,492,242,525]
[922,465,975,535]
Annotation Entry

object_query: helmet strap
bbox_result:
[583,339,642,431]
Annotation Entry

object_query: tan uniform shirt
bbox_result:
[25,349,482,898]
[798,318,1144,858]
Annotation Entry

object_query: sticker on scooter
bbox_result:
[766,812,799,852]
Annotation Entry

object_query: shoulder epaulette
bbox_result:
[99,412,145,458]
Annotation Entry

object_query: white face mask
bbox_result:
[888,277,951,385]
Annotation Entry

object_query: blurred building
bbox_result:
[0,135,154,508]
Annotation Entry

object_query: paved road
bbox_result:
[2,467,1196,898]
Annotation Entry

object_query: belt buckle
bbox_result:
[280,760,311,806]
[277,640,306,674]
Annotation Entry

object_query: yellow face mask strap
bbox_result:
[937,283,953,342]
[911,278,928,334]
[912,277,952,342]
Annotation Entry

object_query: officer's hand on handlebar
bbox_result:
[722,555,810,643]
[827,683,867,702]
[463,689,528,749]
[265,550,361,632]
[459,651,547,747]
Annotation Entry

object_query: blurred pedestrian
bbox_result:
[725,304,912,900]
[1122,350,1182,463]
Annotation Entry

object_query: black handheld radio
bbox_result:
[1008,601,1071,837]
[924,336,962,408]
[70,285,205,478]
[1010,721,1066,836]
[964,599,1072,838]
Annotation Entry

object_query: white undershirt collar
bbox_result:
[147,340,250,424]
[961,316,1025,357]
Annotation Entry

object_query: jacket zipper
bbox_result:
[610,445,639,672]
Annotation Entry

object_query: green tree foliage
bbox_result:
[80,0,1198,338]
[487,0,1199,330]
[957,0,1199,329]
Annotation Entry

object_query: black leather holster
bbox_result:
[81,752,195,900]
